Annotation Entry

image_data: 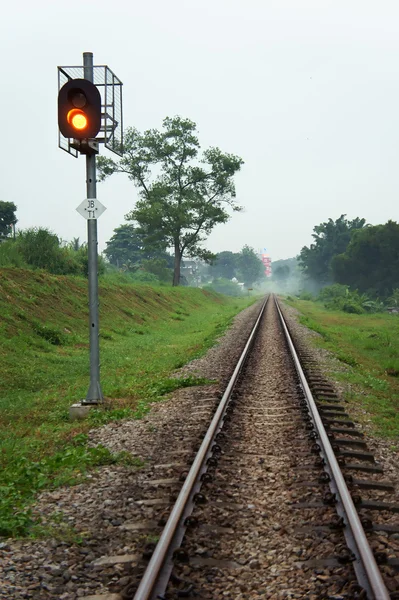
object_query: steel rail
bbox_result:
[133,296,269,600]
[275,297,390,600]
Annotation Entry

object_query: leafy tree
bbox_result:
[104,223,172,276]
[0,201,17,238]
[140,258,173,283]
[97,117,244,285]
[332,220,399,298]
[105,224,150,268]
[273,265,290,282]
[209,251,239,279]
[69,237,83,251]
[299,215,366,284]
[237,245,265,287]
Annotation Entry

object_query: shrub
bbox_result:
[319,284,365,313]
[203,278,243,297]
[74,245,106,278]
[130,270,160,283]
[298,291,314,301]
[387,289,399,307]
[341,300,364,314]
[0,239,27,267]
[318,284,349,302]
[16,228,81,275]
[33,324,65,345]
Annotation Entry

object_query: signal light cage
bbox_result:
[58,65,123,157]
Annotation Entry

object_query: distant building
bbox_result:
[181,259,198,277]
[258,250,272,277]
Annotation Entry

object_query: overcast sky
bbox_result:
[1,0,398,260]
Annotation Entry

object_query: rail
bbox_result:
[275,297,390,600]
[133,295,269,600]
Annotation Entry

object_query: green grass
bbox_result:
[0,268,255,537]
[285,298,399,438]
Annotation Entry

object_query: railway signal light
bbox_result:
[58,79,101,139]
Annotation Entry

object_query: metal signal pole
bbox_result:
[83,51,103,404]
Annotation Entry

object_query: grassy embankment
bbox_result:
[285,298,399,440]
[0,268,256,537]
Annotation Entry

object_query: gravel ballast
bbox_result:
[1,297,398,599]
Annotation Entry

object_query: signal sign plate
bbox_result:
[76,198,106,220]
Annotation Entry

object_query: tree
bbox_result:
[237,245,265,287]
[0,201,17,238]
[104,223,172,273]
[209,251,239,280]
[332,220,399,299]
[97,117,244,285]
[105,224,151,268]
[273,265,290,288]
[69,237,84,251]
[299,215,366,284]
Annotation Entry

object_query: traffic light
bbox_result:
[58,79,101,139]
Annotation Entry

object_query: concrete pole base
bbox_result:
[69,402,97,421]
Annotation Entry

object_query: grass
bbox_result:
[285,298,399,438]
[0,268,255,537]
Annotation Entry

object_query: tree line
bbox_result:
[104,223,265,289]
[0,204,266,291]
[298,214,399,302]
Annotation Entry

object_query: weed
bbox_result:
[29,513,85,543]
[0,441,143,537]
[100,331,114,340]
[33,324,65,345]
[361,374,389,392]
[336,352,358,367]
[87,407,136,426]
[146,376,214,397]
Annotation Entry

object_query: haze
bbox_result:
[1,0,398,261]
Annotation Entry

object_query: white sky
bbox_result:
[1,0,399,260]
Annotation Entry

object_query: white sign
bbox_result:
[76,198,107,220]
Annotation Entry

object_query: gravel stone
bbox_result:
[1,297,397,599]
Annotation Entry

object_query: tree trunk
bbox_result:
[173,241,182,286]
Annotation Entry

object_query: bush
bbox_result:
[130,270,160,283]
[33,323,65,345]
[0,239,27,268]
[341,300,364,314]
[16,228,81,275]
[1,228,107,278]
[318,284,349,302]
[203,278,243,297]
[74,245,106,278]
[319,284,365,313]
[298,291,314,301]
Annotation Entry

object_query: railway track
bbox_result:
[120,294,399,600]
[3,297,398,599]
